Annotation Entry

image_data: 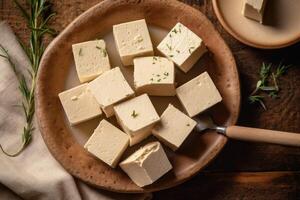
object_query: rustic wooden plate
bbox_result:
[36,0,240,193]
[212,0,300,49]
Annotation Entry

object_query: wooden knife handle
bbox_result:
[225,126,300,147]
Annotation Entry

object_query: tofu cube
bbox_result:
[152,104,197,151]
[157,23,207,73]
[88,67,134,117]
[58,84,102,125]
[72,40,111,83]
[242,0,268,23]
[120,141,172,187]
[176,71,222,117]
[113,94,160,146]
[84,119,129,168]
[133,56,175,96]
[113,19,154,66]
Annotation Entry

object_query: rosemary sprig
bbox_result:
[0,0,56,157]
[248,62,291,110]
[248,95,266,110]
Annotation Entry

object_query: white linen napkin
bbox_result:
[0,21,151,200]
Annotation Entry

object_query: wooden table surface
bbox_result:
[1,0,299,199]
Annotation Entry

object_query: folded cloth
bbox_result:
[0,21,151,200]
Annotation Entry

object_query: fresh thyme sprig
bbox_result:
[0,0,56,157]
[248,62,291,110]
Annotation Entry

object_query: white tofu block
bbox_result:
[113,19,154,66]
[72,40,111,83]
[58,84,102,125]
[176,71,222,117]
[120,141,172,187]
[152,104,197,151]
[88,67,135,117]
[133,56,175,96]
[157,23,207,73]
[84,119,129,168]
[242,0,268,23]
[113,94,160,146]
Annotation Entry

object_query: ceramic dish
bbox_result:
[212,0,300,49]
[36,0,240,193]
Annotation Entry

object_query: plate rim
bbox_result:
[36,0,241,193]
[212,0,300,49]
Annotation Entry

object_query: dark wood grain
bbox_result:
[155,172,300,200]
[1,0,300,199]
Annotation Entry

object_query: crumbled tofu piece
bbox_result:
[113,19,154,66]
[84,120,129,168]
[88,67,134,117]
[58,83,102,125]
[242,0,268,23]
[152,104,197,150]
[157,22,207,73]
[72,40,110,83]
[133,56,175,96]
[120,141,172,187]
[113,94,160,146]
[176,71,222,117]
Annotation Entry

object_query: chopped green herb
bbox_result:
[150,78,154,81]
[189,46,195,54]
[79,48,83,56]
[186,123,190,127]
[152,56,158,64]
[176,50,180,53]
[96,46,107,57]
[166,44,172,51]
[157,79,161,82]
[172,29,178,34]
[102,49,107,57]
[164,72,169,76]
[169,55,174,57]
[156,74,160,77]
[131,110,138,118]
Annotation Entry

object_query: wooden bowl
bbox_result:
[212,0,300,49]
[36,0,240,193]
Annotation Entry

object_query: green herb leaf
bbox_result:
[189,46,195,54]
[131,110,138,118]
[259,86,278,91]
[275,62,291,78]
[166,44,172,51]
[96,46,107,57]
[248,95,267,110]
[259,62,272,86]
[248,62,291,111]
[171,29,178,34]
[269,91,278,99]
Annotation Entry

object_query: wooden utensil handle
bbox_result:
[225,126,300,147]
